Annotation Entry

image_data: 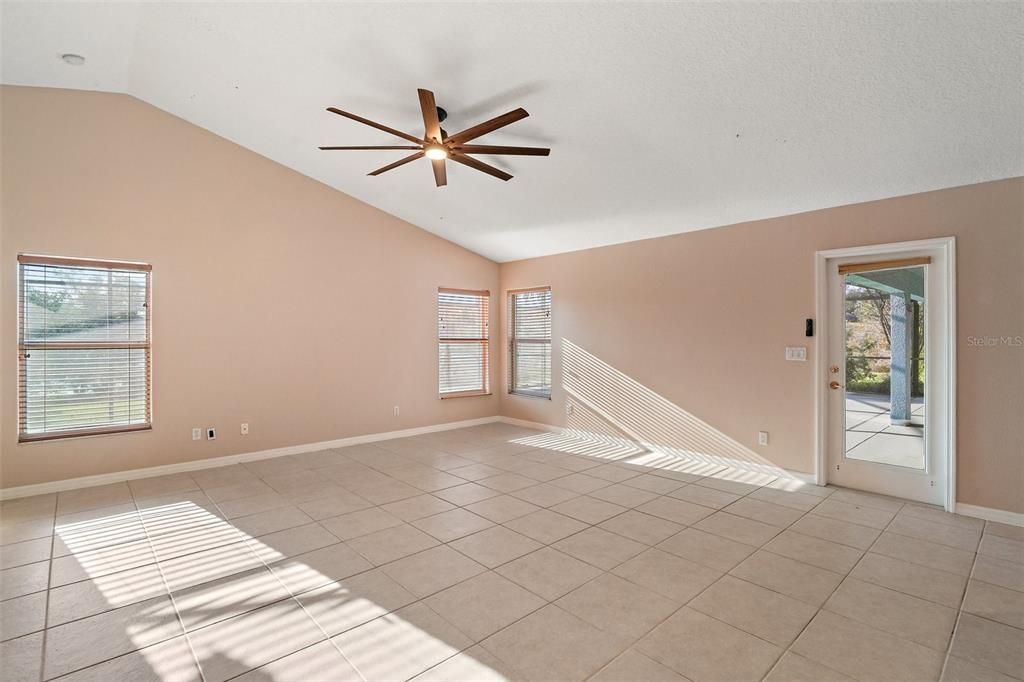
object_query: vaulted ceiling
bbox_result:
[3,2,1021,261]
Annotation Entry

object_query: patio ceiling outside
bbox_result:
[846,266,925,300]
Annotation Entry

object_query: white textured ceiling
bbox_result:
[3,2,1022,262]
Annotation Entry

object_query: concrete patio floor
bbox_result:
[845,393,925,469]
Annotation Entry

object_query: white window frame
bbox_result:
[437,287,491,399]
[508,286,552,399]
[17,254,153,442]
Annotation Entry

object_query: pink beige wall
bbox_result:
[3,86,1021,514]
[499,178,1024,513]
[0,86,499,488]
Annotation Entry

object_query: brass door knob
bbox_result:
[829,381,843,390]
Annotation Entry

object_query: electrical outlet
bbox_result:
[192,428,202,441]
[240,423,249,435]
[206,427,217,441]
[566,403,575,416]
[393,406,400,417]
[758,431,769,446]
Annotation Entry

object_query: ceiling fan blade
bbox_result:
[319,145,421,150]
[452,144,550,156]
[418,89,443,143]
[432,158,447,187]
[446,108,529,144]
[449,153,513,181]
[326,107,424,145]
[368,152,424,176]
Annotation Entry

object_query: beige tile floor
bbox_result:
[1,423,1022,682]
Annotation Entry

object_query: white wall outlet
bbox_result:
[785,346,807,361]
[192,428,202,441]
[206,427,216,441]
[566,402,575,416]
[758,431,769,446]
[393,406,400,417]
[240,423,249,435]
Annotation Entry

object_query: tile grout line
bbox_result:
[265,462,718,678]
[278,473,999,679]
[813,499,1012,668]
[759,497,910,681]
[31,487,205,682]
[221,431,566,680]
[13,429,1015,682]
[937,521,1024,679]
[583,482,837,679]
[36,494,58,682]
[476,478,818,680]
[34,477,630,679]
[4,431,518,678]
[405,585,552,680]
[656,494,832,680]
[203,475,370,682]
[162,480,352,677]
[936,521,982,682]
[211,444,546,673]
[130,483,209,682]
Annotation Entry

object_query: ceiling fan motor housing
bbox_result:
[436,106,448,139]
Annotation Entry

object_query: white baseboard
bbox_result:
[506,415,1024,521]
[9,412,1017,527]
[0,416,502,500]
[496,417,820,487]
[779,469,820,486]
[497,416,561,433]
[956,503,1024,527]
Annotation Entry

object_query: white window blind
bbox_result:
[438,288,490,397]
[508,287,552,398]
[18,255,152,442]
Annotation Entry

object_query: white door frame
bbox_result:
[814,237,957,511]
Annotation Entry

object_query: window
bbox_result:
[438,288,490,398]
[18,255,152,442]
[508,287,552,398]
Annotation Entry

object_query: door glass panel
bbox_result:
[844,265,926,469]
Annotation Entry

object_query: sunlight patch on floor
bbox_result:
[53,500,507,681]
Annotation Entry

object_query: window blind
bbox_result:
[18,255,152,442]
[438,288,490,397]
[508,287,551,398]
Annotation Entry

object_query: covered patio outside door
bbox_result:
[843,265,926,470]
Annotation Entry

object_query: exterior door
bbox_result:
[824,243,953,507]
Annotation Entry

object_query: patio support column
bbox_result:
[890,292,912,425]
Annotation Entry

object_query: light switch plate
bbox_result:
[785,346,807,361]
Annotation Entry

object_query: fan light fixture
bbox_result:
[424,144,448,161]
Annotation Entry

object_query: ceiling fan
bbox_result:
[319,88,550,187]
